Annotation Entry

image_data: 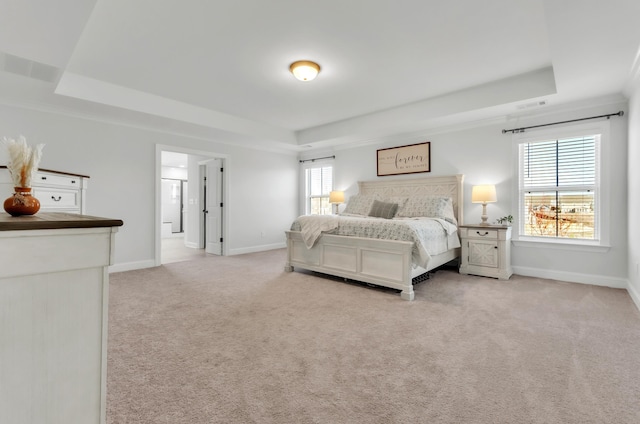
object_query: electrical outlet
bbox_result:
[261,231,266,238]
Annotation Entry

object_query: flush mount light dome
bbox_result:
[289,60,320,82]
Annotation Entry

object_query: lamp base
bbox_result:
[479,203,490,226]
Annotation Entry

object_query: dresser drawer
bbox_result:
[34,172,82,189]
[33,188,79,209]
[1,168,87,213]
[464,228,498,240]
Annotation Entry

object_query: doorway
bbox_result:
[155,145,229,266]
[161,178,186,235]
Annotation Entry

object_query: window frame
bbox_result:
[512,121,611,251]
[299,159,334,216]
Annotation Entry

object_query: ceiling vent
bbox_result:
[1,53,60,83]
[516,100,548,110]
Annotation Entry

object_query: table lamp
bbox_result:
[471,185,497,226]
[329,191,345,215]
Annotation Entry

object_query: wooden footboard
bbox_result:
[285,230,416,300]
[285,230,460,300]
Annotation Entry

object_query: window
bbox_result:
[303,164,333,215]
[517,128,602,243]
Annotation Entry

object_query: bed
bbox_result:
[284,174,464,300]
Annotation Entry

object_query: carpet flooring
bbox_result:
[107,249,640,424]
[161,236,207,264]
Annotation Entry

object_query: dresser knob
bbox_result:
[51,196,62,202]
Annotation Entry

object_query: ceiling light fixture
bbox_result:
[289,60,320,82]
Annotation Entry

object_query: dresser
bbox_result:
[0,167,88,214]
[0,213,123,424]
[459,224,513,280]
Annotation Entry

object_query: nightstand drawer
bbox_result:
[33,188,79,209]
[464,228,498,240]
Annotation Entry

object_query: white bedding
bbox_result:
[290,214,460,268]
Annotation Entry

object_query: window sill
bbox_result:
[512,238,611,253]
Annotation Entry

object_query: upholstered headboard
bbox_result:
[357,174,464,225]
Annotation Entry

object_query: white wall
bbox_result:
[628,81,640,308]
[0,104,299,270]
[332,98,629,288]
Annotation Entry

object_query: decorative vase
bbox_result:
[3,187,40,216]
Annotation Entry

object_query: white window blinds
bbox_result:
[305,165,333,215]
[519,135,599,240]
[522,136,596,188]
[308,166,332,197]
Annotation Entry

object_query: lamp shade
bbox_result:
[290,60,320,81]
[329,191,345,204]
[471,185,497,203]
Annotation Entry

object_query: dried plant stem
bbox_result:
[3,136,45,188]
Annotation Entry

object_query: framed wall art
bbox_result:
[377,142,431,176]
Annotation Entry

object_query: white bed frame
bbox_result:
[285,174,464,300]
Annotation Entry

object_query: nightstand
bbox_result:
[459,224,512,280]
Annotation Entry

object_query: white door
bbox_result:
[182,181,188,234]
[205,159,223,255]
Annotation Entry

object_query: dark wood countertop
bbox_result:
[0,212,123,231]
[0,165,90,179]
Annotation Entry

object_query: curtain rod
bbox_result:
[299,155,335,163]
[502,111,624,134]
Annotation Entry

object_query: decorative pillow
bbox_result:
[342,194,380,216]
[397,196,457,224]
[382,196,409,210]
[396,196,439,217]
[368,200,399,219]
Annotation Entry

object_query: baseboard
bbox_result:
[109,259,157,273]
[512,265,628,289]
[184,241,199,249]
[627,281,640,311]
[108,244,286,272]
[228,242,286,256]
